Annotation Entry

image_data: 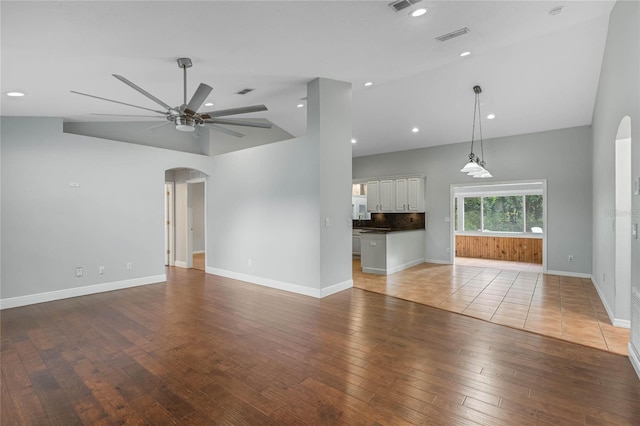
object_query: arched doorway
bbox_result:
[615,116,632,322]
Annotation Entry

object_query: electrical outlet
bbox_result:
[568,255,574,262]
[126,262,132,270]
[76,267,83,277]
[99,266,105,275]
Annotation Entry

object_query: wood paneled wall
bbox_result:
[455,235,543,264]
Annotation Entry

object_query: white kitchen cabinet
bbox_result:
[407,177,424,211]
[379,180,394,211]
[366,180,380,212]
[394,177,424,212]
[366,177,424,213]
[395,179,407,211]
[367,179,394,212]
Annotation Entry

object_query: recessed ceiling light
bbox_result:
[459,51,471,57]
[548,6,563,16]
[204,102,214,107]
[351,138,357,144]
[364,82,373,87]
[410,8,427,18]
[487,114,496,120]
[6,91,25,97]
[297,103,304,108]
[412,127,419,133]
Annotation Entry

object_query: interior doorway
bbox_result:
[614,116,632,323]
[164,168,208,270]
[190,181,206,271]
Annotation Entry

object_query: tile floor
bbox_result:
[352,257,630,355]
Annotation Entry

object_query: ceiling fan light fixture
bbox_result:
[175,116,196,132]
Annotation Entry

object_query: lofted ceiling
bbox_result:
[0,1,615,157]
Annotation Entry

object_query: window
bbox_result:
[483,196,523,232]
[455,192,543,234]
[463,197,481,231]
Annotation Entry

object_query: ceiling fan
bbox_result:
[71,58,272,137]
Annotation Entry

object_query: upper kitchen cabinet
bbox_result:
[406,177,424,211]
[367,177,425,213]
[367,179,395,212]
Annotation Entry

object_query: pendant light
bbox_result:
[460,85,492,178]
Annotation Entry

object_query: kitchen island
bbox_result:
[359,229,425,275]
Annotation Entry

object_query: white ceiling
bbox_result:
[0,1,615,157]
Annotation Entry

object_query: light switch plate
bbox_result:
[634,177,640,195]
[633,223,638,240]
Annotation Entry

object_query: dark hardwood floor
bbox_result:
[2,267,639,425]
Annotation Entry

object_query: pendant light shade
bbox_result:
[460,160,483,173]
[460,85,492,179]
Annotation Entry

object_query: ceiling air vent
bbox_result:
[235,88,255,95]
[389,0,422,12]
[435,27,471,42]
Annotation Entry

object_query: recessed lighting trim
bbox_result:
[204,102,214,106]
[297,103,304,108]
[351,138,357,144]
[412,127,419,133]
[459,51,471,57]
[364,81,373,87]
[410,8,427,17]
[487,114,496,120]
[6,91,25,97]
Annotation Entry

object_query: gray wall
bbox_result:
[207,78,353,294]
[353,126,593,275]
[591,0,639,352]
[208,135,322,288]
[1,117,210,300]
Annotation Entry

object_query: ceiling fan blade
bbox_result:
[205,118,272,129]
[184,83,213,116]
[90,113,167,118]
[71,91,167,114]
[112,74,173,111]
[203,124,245,137]
[200,104,268,119]
[145,121,173,131]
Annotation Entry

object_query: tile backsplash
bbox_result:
[354,212,425,230]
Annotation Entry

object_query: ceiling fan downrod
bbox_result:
[177,58,192,107]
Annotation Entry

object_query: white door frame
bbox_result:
[164,182,175,266]
[186,177,206,270]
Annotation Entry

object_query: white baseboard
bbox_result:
[363,258,424,276]
[174,260,188,268]
[629,343,640,380]
[425,258,452,265]
[590,275,631,329]
[545,270,592,279]
[362,266,387,275]
[206,267,352,299]
[193,251,205,254]
[0,274,166,310]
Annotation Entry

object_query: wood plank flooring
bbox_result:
[2,267,640,425]
[353,259,630,355]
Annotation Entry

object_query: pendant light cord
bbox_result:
[477,93,484,165]
[470,93,478,157]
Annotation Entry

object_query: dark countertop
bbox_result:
[354,227,424,234]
